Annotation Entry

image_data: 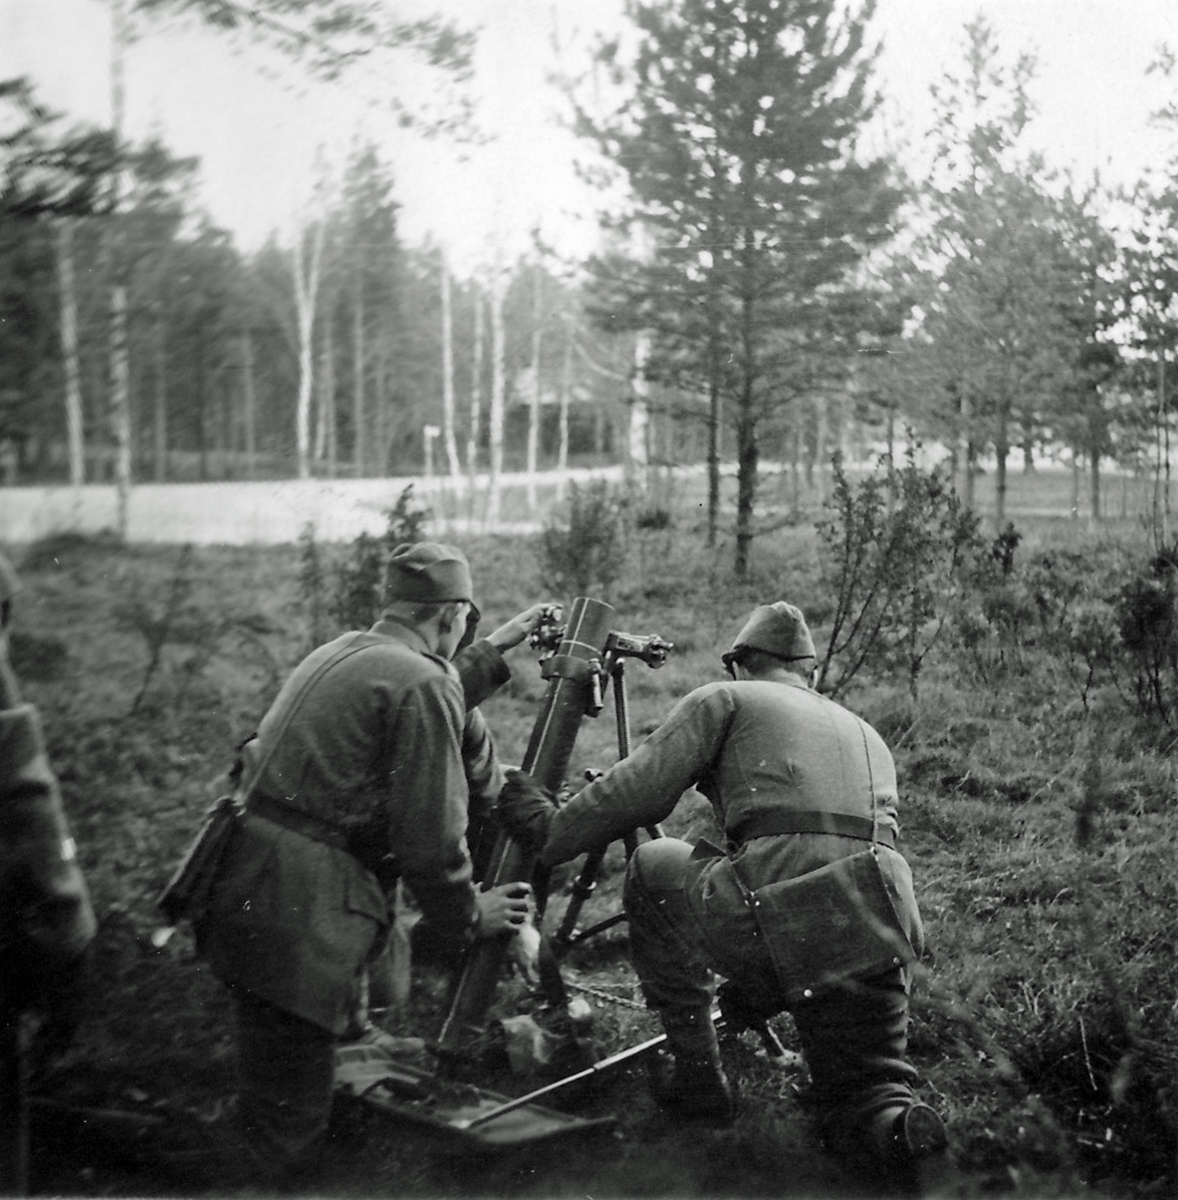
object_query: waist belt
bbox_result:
[247,792,351,851]
[728,809,896,850]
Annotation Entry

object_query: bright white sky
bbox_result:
[1,0,1175,273]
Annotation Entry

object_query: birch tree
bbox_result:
[108,0,132,533]
[291,208,326,479]
[439,246,461,478]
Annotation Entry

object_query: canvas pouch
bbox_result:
[157,794,241,927]
[748,846,916,1005]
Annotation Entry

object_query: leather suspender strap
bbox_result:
[240,633,376,847]
[728,808,896,850]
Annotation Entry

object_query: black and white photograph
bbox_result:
[1,2,1176,1197]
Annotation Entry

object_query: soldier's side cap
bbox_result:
[725,601,816,665]
[383,541,475,607]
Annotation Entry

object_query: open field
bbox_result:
[5,475,1178,1199]
[0,455,1167,545]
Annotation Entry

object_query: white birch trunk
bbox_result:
[527,265,543,510]
[353,277,365,476]
[242,331,256,480]
[556,321,572,503]
[57,219,84,489]
[439,248,461,479]
[466,286,484,518]
[292,221,324,479]
[629,331,651,492]
[153,319,166,481]
[487,274,506,529]
[108,0,132,534]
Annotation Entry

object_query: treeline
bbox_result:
[2,1,1178,577]
[0,106,651,488]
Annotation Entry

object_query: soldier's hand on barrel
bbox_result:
[495,769,557,855]
[474,881,533,937]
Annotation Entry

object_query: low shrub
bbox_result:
[537,479,629,602]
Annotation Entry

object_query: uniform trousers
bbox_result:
[623,836,921,1147]
[232,989,337,1180]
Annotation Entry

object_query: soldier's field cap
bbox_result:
[723,601,816,670]
[383,542,475,608]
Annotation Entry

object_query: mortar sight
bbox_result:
[527,605,566,654]
[605,630,673,668]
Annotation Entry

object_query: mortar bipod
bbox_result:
[544,646,666,952]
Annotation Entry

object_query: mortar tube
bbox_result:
[436,597,616,1053]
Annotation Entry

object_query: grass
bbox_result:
[5,494,1178,1198]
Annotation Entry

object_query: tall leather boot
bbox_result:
[649,1006,734,1124]
[861,1102,949,1195]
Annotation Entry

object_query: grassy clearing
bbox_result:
[5,506,1178,1198]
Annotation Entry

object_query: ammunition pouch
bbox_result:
[745,847,918,1007]
[157,794,241,928]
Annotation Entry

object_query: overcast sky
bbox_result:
[2,0,1174,270]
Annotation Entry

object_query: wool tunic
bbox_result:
[200,620,504,1035]
[541,674,923,981]
[0,702,96,984]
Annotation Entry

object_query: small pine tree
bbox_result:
[537,480,628,602]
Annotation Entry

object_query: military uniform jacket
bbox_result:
[200,621,503,1035]
[0,702,96,998]
[541,675,923,966]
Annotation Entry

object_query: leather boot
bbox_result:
[649,1007,734,1124]
[870,1102,947,1166]
[865,1102,949,1195]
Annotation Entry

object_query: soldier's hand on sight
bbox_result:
[474,881,532,937]
[496,769,557,855]
[485,603,562,653]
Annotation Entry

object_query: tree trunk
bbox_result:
[1070,448,1081,519]
[629,332,650,493]
[292,221,324,479]
[804,401,816,491]
[466,287,484,520]
[375,344,388,477]
[242,331,256,480]
[317,316,336,477]
[153,319,167,482]
[1160,350,1170,543]
[526,263,543,510]
[57,219,84,488]
[557,320,572,503]
[487,275,506,529]
[353,277,365,476]
[1089,446,1101,524]
[440,247,460,479]
[956,391,973,503]
[790,420,801,514]
[108,0,132,536]
[106,0,131,532]
[707,374,721,548]
[734,386,758,578]
[196,327,207,481]
[813,392,829,507]
[995,406,1009,527]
